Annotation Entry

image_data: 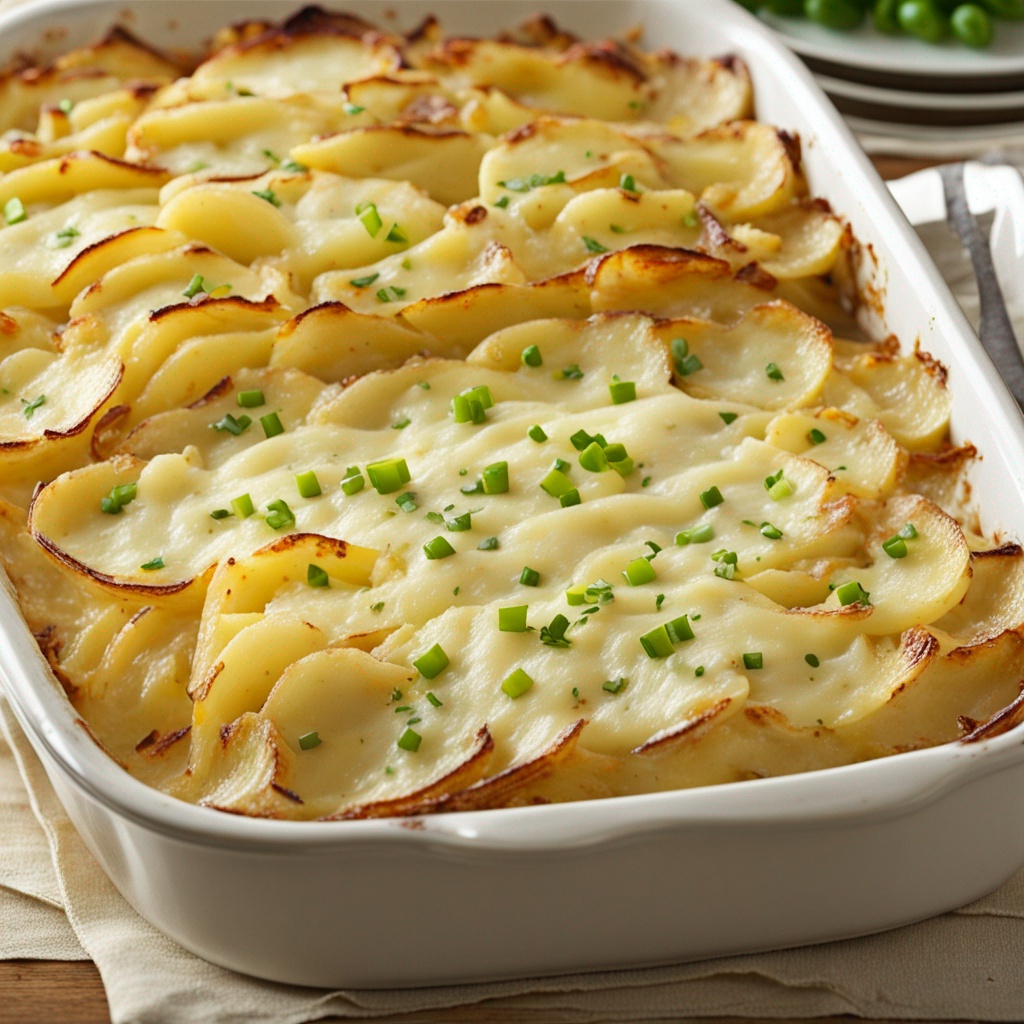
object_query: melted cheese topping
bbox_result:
[1,10,1022,820]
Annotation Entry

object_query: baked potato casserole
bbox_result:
[1,6,1022,820]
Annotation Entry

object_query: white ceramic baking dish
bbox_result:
[3,0,1024,989]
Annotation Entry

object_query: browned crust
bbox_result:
[959,685,1024,744]
[51,227,165,287]
[253,532,350,560]
[187,376,233,409]
[90,403,130,461]
[135,725,190,756]
[697,202,746,253]
[632,698,732,755]
[149,295,279,324]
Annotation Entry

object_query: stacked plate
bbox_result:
[757,12,1024,148]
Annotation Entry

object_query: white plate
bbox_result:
[3,0,1024,991]
[818,71,1024,111]
[760,9,1024,81]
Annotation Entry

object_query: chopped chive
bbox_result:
[765,362,784,382]
[210,412,251,436]
[539,613,572,648]
[553,458,571,473]
[371,600,385,613]
[482,461,509,494]
[644,540,662,560]
[520,566,540,587]
[397,727,422,752]
[836,580,871,607]
[57,98,73,114]
[307,563,329,587]
[642,476,652,487]
[237,389,265,408]
[805,653,820,668]
[559,489,581,508]
[3,197,26,225]
[742,652,763,670]
[392,416,411,430]
[210,509,231,520]
[281,159,308,173]
[676,523,714,545]
[619,173,638,193]
[452,394,485,424]
[350,273,379,288]
[501,667,534,698]
[639,625,674,659]
[395,491,418,512]
[231,493,255,518]
[426,691,443,708]
[899,522,918,539]
[764,469,794,501]
[666,615,694,643]
[51,225,80,248]
[260,412,284,438]
[356,200,383,236]
[20,394,45,419]
[528,424,548,443]
[99,482,137,515]
[478,536,499,550]
[609,379,636,405]
[582,236,608,254]
[343,102,366,115]
[424,536,456,560]
[299,731,321,751]
[494,195,510,208]
[341,467,365,495]
[719,411,738,425]
[413,643,449,679]
[295,470,322,498]
[700,486,724,510]
[460,478,484,495]
[656,593,666,610]
[603,677,628,694]
[808,427,827,445]
[265,498,295,530]
[498,171,566,192]
[559,364,584,380]
[376,285,407,303]
[760,522,783,540]
[366,457,410,495]
[695,665,705,677]
[385,223,408,244]
[624,557,656,586]
[252,188,281,207]
[183,273,206,298]
[570,430,597,452]
[540,468,574,499]
[140,557,164,571]
[498,605,529,632]
[671,338,702,376]
[683,210,699,228]
[882,535,907,559]
[521,344,543,367]
[579,441,609,473]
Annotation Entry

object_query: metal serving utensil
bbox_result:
[937,160,1024,409]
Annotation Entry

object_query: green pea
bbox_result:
[873,0,903,31]
[898,0,948,40]
[764,0,806,15]
[805,0,867,27]
[951,3,993,43]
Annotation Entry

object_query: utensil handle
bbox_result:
[939,162,1024,409]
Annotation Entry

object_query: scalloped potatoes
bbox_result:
[0,9,1022,821]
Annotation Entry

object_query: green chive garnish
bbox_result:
[521,344,543,367]
[671,338,702,376]
[237,389,265,408]
[482,461,509,494]
[478,536,499,550]
[299,731,321,750]
[21,395,45,419]
[265,498,295,530]
[579,442,609,473]
[343,102,365,115]
[700,486,724,509]
[764,469,793,501]
[386,223,408,244]
[559,364,584,380]
[805,653,820,667]
[608,379,636,405]
[719,411,738,425]
[899,522,918,539]
[210,413,250,436]
[498,605,529,632]
[231,493,255,518]
[501,667,534,698]
[520,566,540,587]
[100,482,137,515]
[341,466,365,495]
[3,197,26,225]
[603,677,628,694]
[528,424,547,443]
[413,643,449,679]
[307,564,329,587]
[639,625,674,659]
[260,412,284,438]
[498,171,565,192]
[882,535,907,559]
[836,580,870,607]
[252,188,281,207]
[183,273,206,298]
[397,727,422,752]
[356,200,383,236]
[676,523,714,545]
[395,491,418,513]
[376,285,407,303]
[210,509,231,520]
[392,416,410,430]
[140,557,164,571]
[742,652,763,670]
[559,489,581,508]
[619,173,638,193]
[424,536,456,560]
[366,457,410,495]
[540,468,574,499]
[808,428,827,445]
[760,522,783,540]
[765,362,784,382]
[52,226,80,248]
[295,470,321,498]
[582,236,608,254]
[350,273,379,288]
[624,557,656,586]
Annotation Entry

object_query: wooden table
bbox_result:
[1,151,958,1024]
